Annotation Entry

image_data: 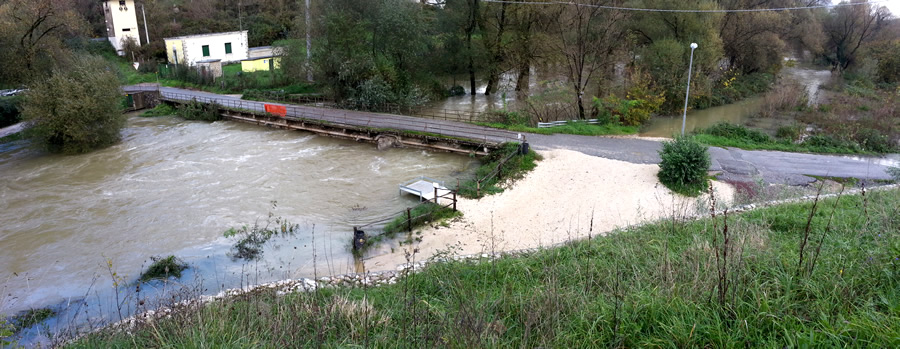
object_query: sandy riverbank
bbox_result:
[363,149,735,271]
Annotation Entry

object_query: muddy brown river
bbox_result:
[0,114,477,325]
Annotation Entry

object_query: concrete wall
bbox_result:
[102,0,141,55]
[164,31,249,66]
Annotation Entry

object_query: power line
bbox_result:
[479,0,889,13]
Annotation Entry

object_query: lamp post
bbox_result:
[681,42,698,136]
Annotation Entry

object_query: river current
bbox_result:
[0,114,477,333]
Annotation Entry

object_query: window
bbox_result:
[263,60,268,64]
[119,1,126,5]
[122,28,130,32]
[224,43,232,54]
[202,45,210,57]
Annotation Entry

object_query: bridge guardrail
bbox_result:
[155,90,519,145]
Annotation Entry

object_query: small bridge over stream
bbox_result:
[124,85,518,155]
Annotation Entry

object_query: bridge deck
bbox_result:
[123,85,518,147]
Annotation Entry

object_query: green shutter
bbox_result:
[225,43,232,54]
[202,45,210,57]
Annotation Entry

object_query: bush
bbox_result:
[776,124,804,141]
[700,122,771,144]
[139,256,188,281]
[658,136,711,196]
[140,103,177,117]
[855,128,895,153]
[176,100,222,121]
[22,55,125,154]
[802,135,860,152]
[485,110,528,126]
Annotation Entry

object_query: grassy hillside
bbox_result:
[70,188,900,347]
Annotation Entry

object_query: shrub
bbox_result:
[176,99,222,121]
[776,124,804,141]
[485,110,527,126]
[700,122,771,144]
[855,128,895,153]
[139,256,188,281]
[140,103,177,117]
[802,134,859,152]
[22,55,125,154]
[658,136,711,196]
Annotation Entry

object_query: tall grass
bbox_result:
[69,188,900,348]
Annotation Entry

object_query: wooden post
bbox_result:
[452,191,457,211]
[434,187,439,204]
[406,208,412,233]
[476,181,480,197]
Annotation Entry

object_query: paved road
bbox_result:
[0,122,25,139]
[126,85,897,185]
[529,132,897,184]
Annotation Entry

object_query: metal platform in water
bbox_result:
[400,176,451,202]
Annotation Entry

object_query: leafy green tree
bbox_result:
[22,55,126,154]
[630,0,724,113]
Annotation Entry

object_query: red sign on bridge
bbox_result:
[264,104,287,117]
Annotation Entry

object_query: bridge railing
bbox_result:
[246,91,494,124]
[156,91,519,145]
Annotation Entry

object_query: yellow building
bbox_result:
[241,56,281,72]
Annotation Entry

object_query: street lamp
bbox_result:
[681,42,698,136]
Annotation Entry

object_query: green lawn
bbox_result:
[69,187,900,348]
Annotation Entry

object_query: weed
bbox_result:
[139,256,188,282]
[458,143,541,199]
[12,308,55,331]
[224,208,300,261]
[382,203,461,237]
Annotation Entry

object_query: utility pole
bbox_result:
[305,0,312,82]
[141,3,150,45]
[239,0,243,31]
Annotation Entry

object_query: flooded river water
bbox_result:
[0,114,477,333]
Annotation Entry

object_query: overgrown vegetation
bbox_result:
[458,143,541,199]
[140,103,177,117]
[224,212,300,261]
[694,122,869,154]
[22,55,125,154]
[71,189,900,347]
[657,136,711,196]
[175,100,222,122]
[11,308,55,331]
[381,203,462,238]
[139,256,188,282]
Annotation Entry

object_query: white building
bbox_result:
[164,31,249,67]
[101,0,142,55]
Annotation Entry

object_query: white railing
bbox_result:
[537,119,600,128]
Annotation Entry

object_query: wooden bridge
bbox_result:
[123,85,518,155]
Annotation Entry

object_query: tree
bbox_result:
[22,55,126,154]
[822,1,890,72]
[630,0,724,113]
[718,0,790,73]
[548,0,628,119]
[0,0,87,85]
